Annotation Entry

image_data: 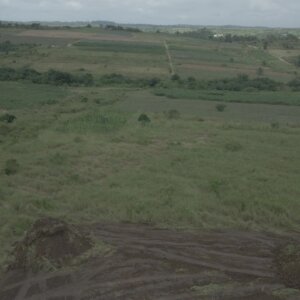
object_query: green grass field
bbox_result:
[0,26,300,271]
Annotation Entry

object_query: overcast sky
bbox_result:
[0,0,299,27]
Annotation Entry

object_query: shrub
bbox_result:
[164,109,180,119]
[187,76,197,88]
[171,74,180,81]
[44,69,74,85]
[148,77,161,87]
[4,159,19,175]
[288,78,300,91]
[216,104,226,112]
[100,73,129,85]
[0,113,16,123]
[271,122,280,129]
[257,67,264,76]
[207,75,280,91]
[138,113,151,125]
[81,97,89,103]
[210,179,224,198]
[0,41,16,53]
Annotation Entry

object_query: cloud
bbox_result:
[0,0,299,27]
[65,1,82,10]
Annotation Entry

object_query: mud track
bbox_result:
[1,223,299,300]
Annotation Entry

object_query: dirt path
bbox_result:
[1,223,299,300]
[268,50,293,66]
[164,40,175,75]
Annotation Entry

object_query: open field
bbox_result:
[0,25,300,298]
[1,27,299,80]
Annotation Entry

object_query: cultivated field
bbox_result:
[0,25,300,299]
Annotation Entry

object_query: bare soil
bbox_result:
[1,222,300,300]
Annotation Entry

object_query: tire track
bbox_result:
[1,223,298,300]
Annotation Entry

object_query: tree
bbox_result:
[224,34,233,43]
[263,41,269,50]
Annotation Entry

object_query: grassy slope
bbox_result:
[1,83,300,269]
[0,28,300,269]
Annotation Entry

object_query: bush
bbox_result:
[44,69,74,85]
[288,78,300,91]
[257,67,264,76]
[171,74,180,81]
[4,159,19,175]
[81,97,89,103]
[216,104,226,112]
[0,41,16,53]
[148,77,161,87]
[0,113,16,123]
[164,109,180,119]
[100,73,130,85]
[271,122,280,129]
[138,113,151,125]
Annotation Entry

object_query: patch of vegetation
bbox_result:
[138,113,151,125]
[216,104,226,112]
[61,111,127,133]
[164,109,181,119]
[0,113,16,123]
[0,67,94,86]
[105,24,142,33]
[4,159,19,176]
[271,122,280,129]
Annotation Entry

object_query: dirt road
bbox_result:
[0,223,299,300]
[164,40,175,75]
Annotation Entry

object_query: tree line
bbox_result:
[1,66,299,91]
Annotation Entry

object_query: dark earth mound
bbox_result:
[8,217,92,272]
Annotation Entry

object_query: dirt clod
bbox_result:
[8,217,92,272]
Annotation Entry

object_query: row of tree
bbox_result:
[170,73,284,91]
[0,67,162,88]
[0,66,299,91]
[0,67,94,86]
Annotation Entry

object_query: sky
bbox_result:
[0,0,299,28]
